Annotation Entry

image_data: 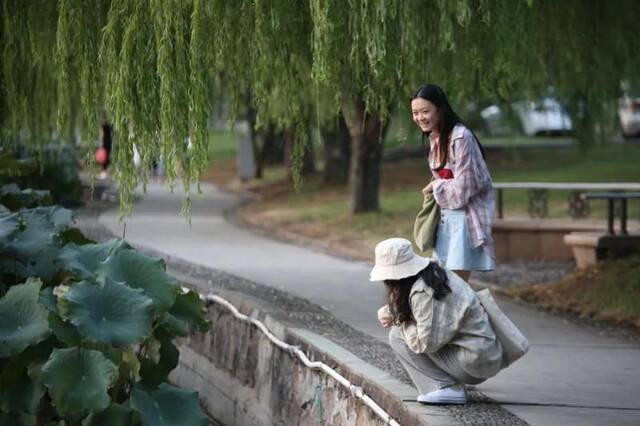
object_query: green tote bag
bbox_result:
[413,193,440,251]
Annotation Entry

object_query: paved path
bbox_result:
[99,182,640,426]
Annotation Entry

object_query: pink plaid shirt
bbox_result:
[429,125,495,258]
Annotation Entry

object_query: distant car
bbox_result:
[479,105,512,136]
[619,95,640,137]
[511,98,573,136]
[479,97,573,137]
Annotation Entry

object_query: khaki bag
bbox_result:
[413,193,440,251]
[476,289,530,368]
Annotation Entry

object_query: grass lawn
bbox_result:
[507,256,640,332]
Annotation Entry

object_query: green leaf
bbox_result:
[0,184,51,210]
[131,383,207,426]
[59,228,94,246]
[31,205,72,229]
[0,412,36,426]
[39,287,58,313]
[122,348,141,382]
[160,290,209,337]
[0,278,51,357]
[57,239,127,280]
[1,208,63,258]
[41,347,119,417]
[98,250,178,314]
[48,313,81,346]
[63,279,154,346]
[0,360,45,414]
[29,245,63,283]
[0,212,19,242]
[139,331,179,388]
[81,404,137,426]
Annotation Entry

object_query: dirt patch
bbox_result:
[507,256,640,334]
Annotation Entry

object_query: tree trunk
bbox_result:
[321,113,351,185]
[246,101,260,179]
[343,98,388,214]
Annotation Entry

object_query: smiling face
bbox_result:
[411,98,441,134]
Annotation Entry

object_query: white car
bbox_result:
[511,98,573,136]
[479,97,573,137]
[619,95,640,137]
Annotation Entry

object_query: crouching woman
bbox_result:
[370,237,502,404]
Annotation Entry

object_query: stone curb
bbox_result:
[290,328,464,426]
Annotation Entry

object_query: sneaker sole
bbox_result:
[418,397,467,405]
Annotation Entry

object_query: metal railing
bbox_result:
[493,182,640,219]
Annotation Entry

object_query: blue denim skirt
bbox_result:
[434,209,495,271]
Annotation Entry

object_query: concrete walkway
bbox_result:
[99,182,640,426]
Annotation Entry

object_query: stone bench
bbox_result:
[563,232,640,269]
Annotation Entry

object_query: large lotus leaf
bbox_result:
[27,206,73,234]
[63,279,154,346]
[0,412,35,426]
[160,290,210,337]
[0,278,51,357]
[57,239,128,280]
[3,211,55,258]
[0,360,45,414]
[0,246,61,284]
[81,403,137,426]
[29,244,63,283]
[98,249,178,314]
[131,383,207,426]
[41,347,118,417]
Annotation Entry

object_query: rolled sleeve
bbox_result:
[401,289,457,354]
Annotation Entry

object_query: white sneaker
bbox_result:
[417,386,466,405]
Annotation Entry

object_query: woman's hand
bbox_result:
[422,181,434,196]
[377,305,393,328]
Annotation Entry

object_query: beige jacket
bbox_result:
[401,271,503,379]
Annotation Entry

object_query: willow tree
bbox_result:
[2,0,639,215]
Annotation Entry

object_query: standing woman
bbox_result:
[411,84,495,281]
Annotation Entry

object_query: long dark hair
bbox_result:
[384,262,451,324]
[411,84,485,170]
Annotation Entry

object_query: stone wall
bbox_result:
[170,293,421,426]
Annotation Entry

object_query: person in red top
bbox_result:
[410,84,496,281]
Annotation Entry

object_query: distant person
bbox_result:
[98,123,113,179]
[371,238,503,404]
[411,84,495,281]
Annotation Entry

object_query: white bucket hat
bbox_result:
[369,238,431,282]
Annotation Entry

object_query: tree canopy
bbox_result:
[2,0,638,214]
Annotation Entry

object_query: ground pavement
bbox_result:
[99,181,640,426]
